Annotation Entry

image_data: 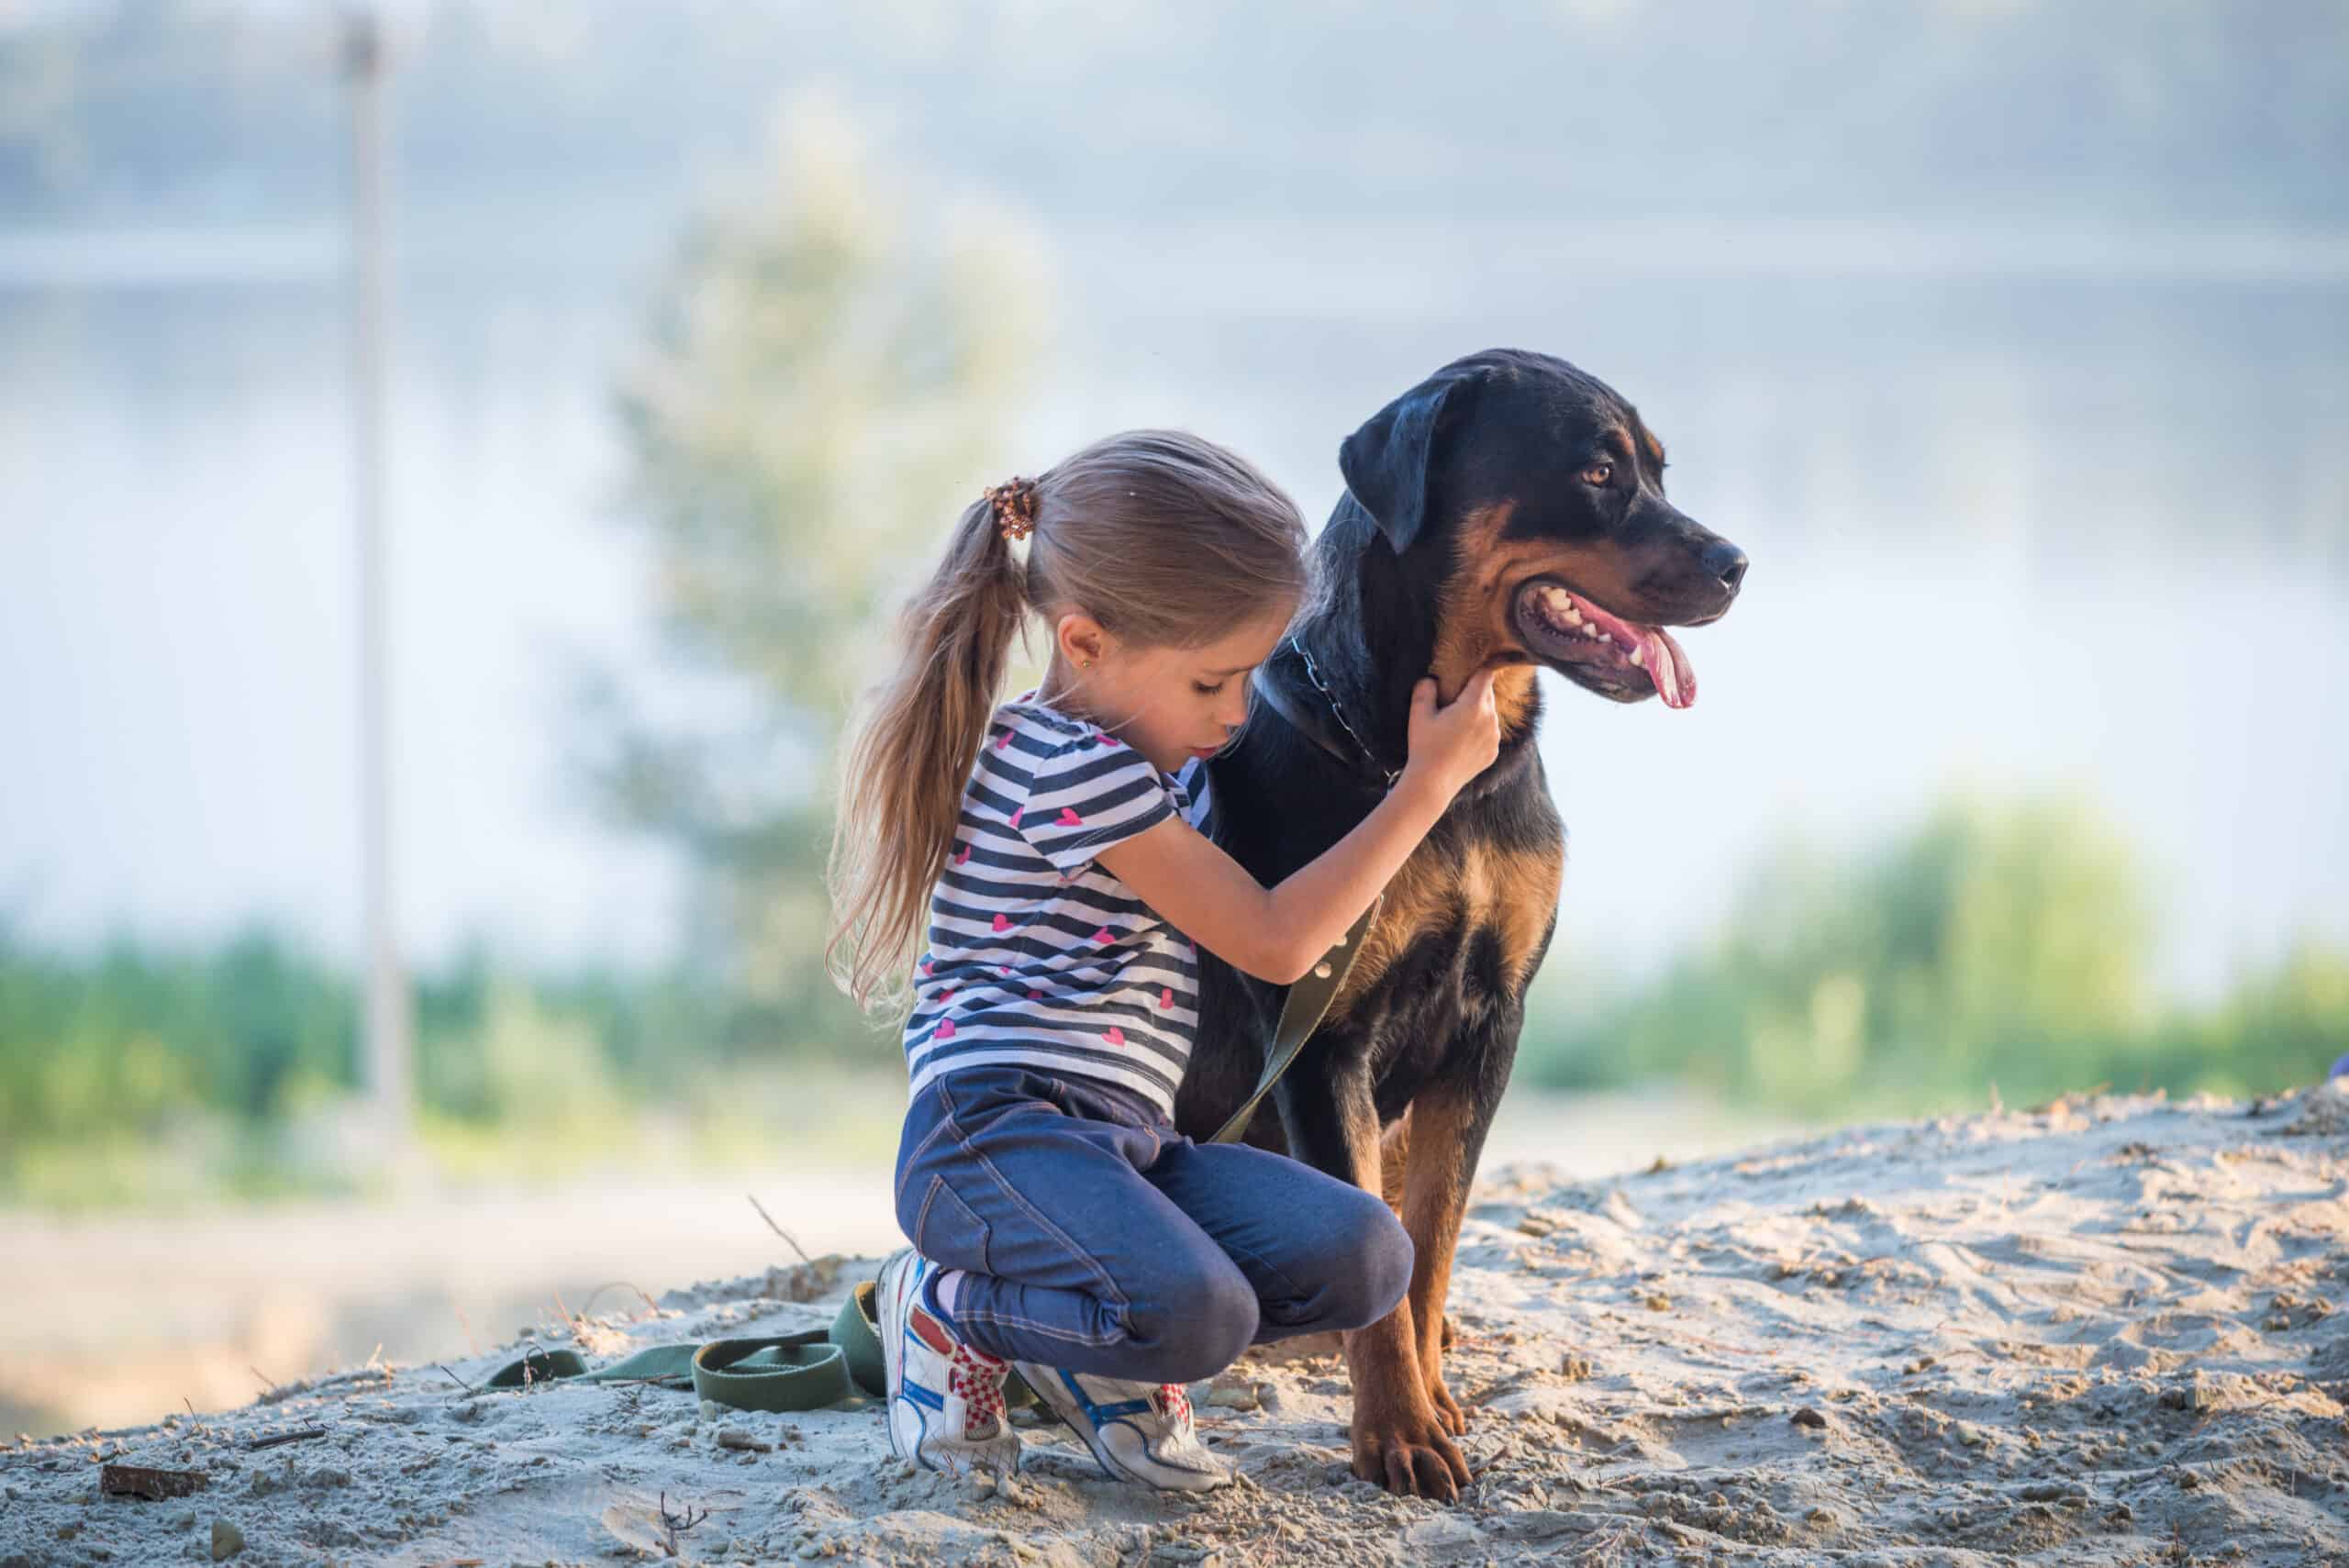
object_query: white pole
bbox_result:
[345,6,412,1155]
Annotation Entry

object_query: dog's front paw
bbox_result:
[1352,1394,1473,1502]
[1425,1370,1467,1437]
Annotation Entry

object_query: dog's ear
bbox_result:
[1339,365,1477,554]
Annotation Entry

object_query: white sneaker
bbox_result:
[877,1249,1022,1476]
[1012,1362,1232,1492]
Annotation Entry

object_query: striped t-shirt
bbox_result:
[902,694,1213,1118]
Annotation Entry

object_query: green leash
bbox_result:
[498,905,1381,1415]
[482,1283,894,1413]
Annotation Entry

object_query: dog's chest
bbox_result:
[1335,830,1564,1027]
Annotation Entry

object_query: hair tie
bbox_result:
[985,476,1040,542]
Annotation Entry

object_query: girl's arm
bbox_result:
[1096,671,1500,984]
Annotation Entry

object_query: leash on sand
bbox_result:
[484,901,1381,1417]
[477,1285,893,1412]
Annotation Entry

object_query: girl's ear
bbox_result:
[1053,611,1110,669]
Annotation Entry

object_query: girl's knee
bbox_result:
[1326,1192,1414,1330]
[1125,1264,1259,1384]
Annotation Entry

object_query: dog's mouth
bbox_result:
[1510,578,1697,708]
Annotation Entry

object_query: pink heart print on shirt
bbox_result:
[1158,987,1174,1010]
[919,959,933,976]
[935,1018,956,1040]
[991,914,1011,933]
[1028,988,1043,1000]
[1104,1027,1125,1047]
[995,731,1010,751]
[1008,806,1024,828]
[1090,927,1113,945]
[1057,807,1083,827]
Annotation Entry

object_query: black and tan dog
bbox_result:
[1174,348,1747,1500]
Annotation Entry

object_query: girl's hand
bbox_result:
[1401,670,1501,802]
[1096,666,1504,985]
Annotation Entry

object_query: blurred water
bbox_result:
[2,216,2343,997]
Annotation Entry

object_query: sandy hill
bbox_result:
[5,1084,2344,1567]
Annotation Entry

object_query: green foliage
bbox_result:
[1520,794,2346,1115]
[0,923,353,1145]
[0,920,895,1203]
[5,791,2342,1205]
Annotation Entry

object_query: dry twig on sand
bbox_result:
[748,1192,815,1264]
[577,1280,661,1318]
[659,1489,709,1556]
[243,1427,328,1451]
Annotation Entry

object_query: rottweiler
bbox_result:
[1174,348,1748,1500]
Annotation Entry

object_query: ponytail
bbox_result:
[825,495,1027,1011]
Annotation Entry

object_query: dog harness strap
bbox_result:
[1209,892,1383,1145]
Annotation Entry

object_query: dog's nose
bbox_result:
[1703,540,1749,594]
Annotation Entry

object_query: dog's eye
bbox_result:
[1581,462,1614,486]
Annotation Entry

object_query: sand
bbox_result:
[0,1086,1799,1440]
[4,1082,2344,1566]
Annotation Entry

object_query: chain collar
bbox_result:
[1285,636,1400,789]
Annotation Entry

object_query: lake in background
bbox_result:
[3,209,2344,1003]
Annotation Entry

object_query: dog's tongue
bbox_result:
[1639,627,1696,709]
[1564,595,1698,709]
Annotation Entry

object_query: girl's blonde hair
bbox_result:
[825,429,1308,1011]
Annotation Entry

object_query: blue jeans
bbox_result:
[892,1064,1413,1384]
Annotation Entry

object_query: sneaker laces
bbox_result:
[946,1341,1009,1437]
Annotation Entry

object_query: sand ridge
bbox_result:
[4,1084,2344,1566]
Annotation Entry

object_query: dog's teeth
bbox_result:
[1629,646,1644,666]
[1564,606,1582,626]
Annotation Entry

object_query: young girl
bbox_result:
[826,430,1499,1491]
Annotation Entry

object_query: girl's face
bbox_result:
[1048,603,1295,777]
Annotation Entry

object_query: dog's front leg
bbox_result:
[1394,1076,1498,1442]
[1277,1051,1473,1501]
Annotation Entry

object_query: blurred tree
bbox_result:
[586,96,1045,1029]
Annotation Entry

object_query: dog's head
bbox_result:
[1340,348,1745,708]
